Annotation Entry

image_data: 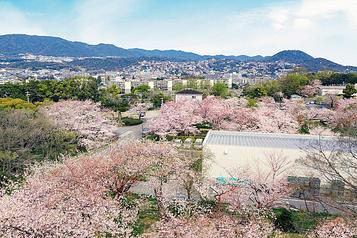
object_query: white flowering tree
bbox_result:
[41,100,119,150]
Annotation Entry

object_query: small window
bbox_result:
[192,95,196,99]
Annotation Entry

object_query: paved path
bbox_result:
[116,110,160,140]
[282,198,357,214]
[116,124,143,139]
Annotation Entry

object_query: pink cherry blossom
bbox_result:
[143,215,274,238]
[149,100,202,136]
[0,140,181,237]
[41,100,119,150]
[309,217,357,238]
[300,80,321,97]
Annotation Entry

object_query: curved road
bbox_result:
[116,110,159,139]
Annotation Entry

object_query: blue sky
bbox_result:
[0,0,356,65]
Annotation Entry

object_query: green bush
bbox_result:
[274,208,296,233]
[195,122,213,129]
[191,158,203,172]
[299,123,309,134]
[122,117,143,126]
[145,134,159,141]
[0,98,36,110]
[247,98,258,107]
[273,208,333,234]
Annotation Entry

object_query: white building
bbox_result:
[202,130,344,186]
[319,86,346,96]
[319,84,357,96]
[175,89,203,102]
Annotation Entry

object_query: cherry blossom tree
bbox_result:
[300,80,321,97]
[305,107,335,124]
[41,100,119,150]
[0,153,128,237]
[309,217,357,238]
[332,98,357,135]
[149,95,355,137]
[198,96,230,129]
[299,136,357,215]
[142,215,274,238]
[150,96,307,136]
[309,126,336,136]
[0,140,184,237]
[282,98,308,123]
[254,104,299,134]
[149,100,202,136]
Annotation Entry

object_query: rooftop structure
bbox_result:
[176,89,203,95]
[175,89,203,102]
[203,130,336,150]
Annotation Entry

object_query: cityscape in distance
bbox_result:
[0,1,357,237]
[1,34,356,85]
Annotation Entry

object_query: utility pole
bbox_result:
[25,91,30,103]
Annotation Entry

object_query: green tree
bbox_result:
[173,82,184,92]
[212,82,229,98]
[280,73,310,97]
[0,110,82,188]
[133,84,151,94]
[247,98,258,107]
[243,85,268,98]
[343,83,357,98]
[151,92,171,108]
[133,84,151,100]
[0,82,26,100]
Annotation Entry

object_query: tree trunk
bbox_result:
[154,183,167,220]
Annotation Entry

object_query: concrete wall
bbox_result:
[175,94,203,102]
[167,80,173,91]
[204,144,320,181]
[124,82,131,94]
[148,81,154,90]
[320,86,345,96]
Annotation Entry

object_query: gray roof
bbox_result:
[176,89,203,95]
[203,130,340,150]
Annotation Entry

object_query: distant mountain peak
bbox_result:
[0,34,355,72]
[270,50,315,61]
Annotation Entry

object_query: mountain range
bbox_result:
[0,34,355,72]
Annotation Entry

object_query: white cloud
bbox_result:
[0,4,46,35]
[210,0,357,65]
[0,0,356,65]
[68,0,141,44]
[112,0,356,65]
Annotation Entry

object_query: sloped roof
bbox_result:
[203,130,340,150]
[176,89,203,95]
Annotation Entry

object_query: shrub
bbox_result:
[299,123,310,134]
[274,208,296,233]
[195,122,213,129]
[122,117,143,126]
[0,98,36,110]
[247,98,258,107]
[273,208,333,234]
[145,134,159,141]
